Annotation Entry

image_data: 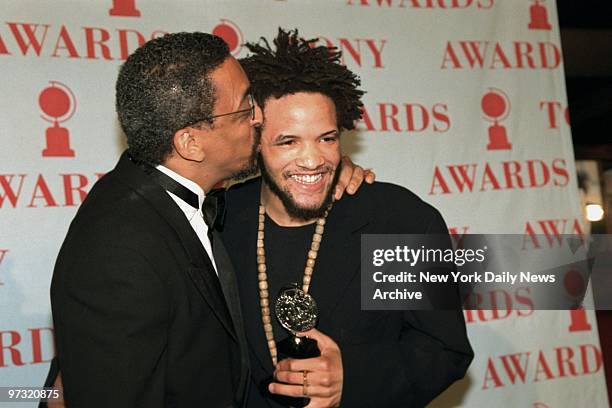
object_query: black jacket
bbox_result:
[221,178,473,407]
[50,152,249,407]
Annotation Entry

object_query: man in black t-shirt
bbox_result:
[219,28,473,407]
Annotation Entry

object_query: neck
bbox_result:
[162,157,220,193]
[260,183,317,227]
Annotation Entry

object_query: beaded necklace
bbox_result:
[256,203,331,365]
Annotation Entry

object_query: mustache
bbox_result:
[283,165,334,177]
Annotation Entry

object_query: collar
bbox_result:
[156,164,205,221]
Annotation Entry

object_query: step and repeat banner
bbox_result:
[0,0,608,406]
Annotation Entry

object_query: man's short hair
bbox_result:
[240,28,364,131]
[116,32,230,165]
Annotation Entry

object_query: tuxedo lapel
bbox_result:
[213,234,247,344]
[212,233,251,400]
[113,153,237,342]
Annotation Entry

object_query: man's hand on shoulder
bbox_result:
[334,156,375,200]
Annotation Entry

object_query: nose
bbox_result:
[250,99,263,127]
[295,142,324,170]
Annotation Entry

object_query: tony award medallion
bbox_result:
[275,284,320,360]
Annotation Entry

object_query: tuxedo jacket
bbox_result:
[50,152,249,407]
[220,178,473,407]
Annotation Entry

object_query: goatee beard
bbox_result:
[259,153,340,221]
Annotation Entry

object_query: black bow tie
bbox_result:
[141,161,226,230]
[202,190,226,231]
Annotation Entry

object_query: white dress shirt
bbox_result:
[156,164,218,275]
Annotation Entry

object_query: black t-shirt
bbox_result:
[263,214,316,343]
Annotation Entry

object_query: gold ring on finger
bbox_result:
[302,371,309,396]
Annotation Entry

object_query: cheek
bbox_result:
[325,147,342,167]
[261,148,294,173]
[234,122,252,141]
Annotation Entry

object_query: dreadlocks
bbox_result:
[240,28,364,131]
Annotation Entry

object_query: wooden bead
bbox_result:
[306,258,315,267]
[265,330,274,340]
[315,225,324,234]
[305,266,313,275]
[317,217,326,226]
[259,222,264,230]
[257,247,265,256]
[259,206,266,215]
[268,339,276,349]
[260,289,268,298]
[258,281,268,290]
[260,298,269,307]
[262,315,271,324]
[311,241,320,251]
[303,284,310,293]
[264,323,273,332]
[259,214,265,223]
[258,263,267,272]
[308,250,317,259]
[258,231,264,240]
[257,255,266,264]
[258,273,267,281]
[303,275,311,285]
[313,234,322,242]
[262,307,270,316]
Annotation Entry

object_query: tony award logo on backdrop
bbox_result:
[482,88,512,151]
[528,0,552,30]
[212,19,243,56]
[39,81,76,158]
[109,0,141,17]
[564,268,588,309]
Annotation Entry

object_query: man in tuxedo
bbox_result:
[49,32,260,407]
[219,29,473,407]
[48,32,370,408]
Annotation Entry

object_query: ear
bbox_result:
[172,128,206,162]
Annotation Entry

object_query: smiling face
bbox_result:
[259,92,342,224]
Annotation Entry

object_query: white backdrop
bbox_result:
[0,0,608,406]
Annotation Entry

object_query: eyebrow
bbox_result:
[274,129,339,142]
[319,130,339,137]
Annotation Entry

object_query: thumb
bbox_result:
[297,328,331,348]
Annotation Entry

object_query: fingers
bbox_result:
[274,369,335,387]
[364,168,376,184]
[273,369,305,385]
[272,331,342,405]
[335,155,373,199]
[345,166,364,196]
[297,328,331,347]
[334,184,344,201]
[269,380,335,399]
[272,353,343,406]
[277,356,331,373]
[334,156,354,200]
